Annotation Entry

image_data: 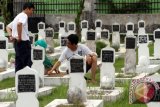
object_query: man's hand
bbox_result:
[17,36,22,42]
[47,69,60,75]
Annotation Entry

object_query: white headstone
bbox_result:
[0,22,5,37]
[95,19,102,39]
[31,46,45,86]
[124,36,136,74]
[101,29,110,46]
[153,28,160,59]
[45,27,54,53]
[124,22,136,74]
[81,20,88,42]
[60,35,68,49]
[58,21,66,40]
[112,23,120,50]
[138,20,145,34]
[100,47,115,89]
[126,22,134,36]
[68,54,87,102]
[138,34,150,66]
[67,21,76,35]
[0,36,8,70]
[86,29,96,52]
[15,66,39,107]
[38,22,46,40]
[28,31,35,46]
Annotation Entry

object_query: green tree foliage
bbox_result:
[0,0,11,25]
[97,0,151,14]
[75,0,85,37]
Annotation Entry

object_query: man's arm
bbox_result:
[47,61,61,75]
[6,26,12,36]
[17,22,22,42]
[6,23,14,41]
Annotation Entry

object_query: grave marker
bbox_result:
[31,46,45,86]
[138,20,146,34]
[95,19,102,39]
[45,27,54,53]
[86,29,96,52]
[0,36,8,70]
[81,20,88,42]
[0,22,5,37]
[126,22,134,36]
[38,22,46,40]
[67,22,76,35]
[137,33,149,66]
[60,36,68,47]
[124,35,137,74]
[153,29,160,58]
[100,47,115,89]
[16,67,39,107]
[28,31,35,46]
[112,23,120,50]
[69,54,86,102]
[100,29,110,46]
[58,21,66,40]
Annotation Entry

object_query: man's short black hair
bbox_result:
[23,2,35,10]
[67,34,79,45]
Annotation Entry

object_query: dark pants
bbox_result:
[14,40,32,72]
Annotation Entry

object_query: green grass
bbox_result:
[39,84,68,107]
[0,78,15,90]
[0,41,155,107]
[114,58,124,73]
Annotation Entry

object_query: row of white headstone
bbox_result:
[15,43,116,107]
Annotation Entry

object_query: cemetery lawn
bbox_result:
[0,43,154,106]
[0,77,15,90]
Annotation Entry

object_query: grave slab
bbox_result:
[121,64,160,74]
[44,75,69,86]
[0,68,15,81]
[136,64,160,74]
[0,102,15,107]
[115,73,136,83]
[45,99,103,107]
[149,57,160,64]
[87,87,123,102]
[0,86,53,100]
[47,52,61,60]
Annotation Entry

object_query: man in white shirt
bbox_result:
[6,2,35,72]
[47,34,97,83]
